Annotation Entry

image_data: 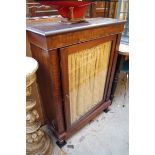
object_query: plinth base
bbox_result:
[56,140,67,148]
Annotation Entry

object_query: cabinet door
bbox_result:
[60,35,116,128]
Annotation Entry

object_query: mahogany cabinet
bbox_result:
[27,17,125,145]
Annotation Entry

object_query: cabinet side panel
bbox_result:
[30,44,65,133]
[48,51,66,133]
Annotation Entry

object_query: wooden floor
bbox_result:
[43,72,129,155]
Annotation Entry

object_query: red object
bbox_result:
[39,1,91,19]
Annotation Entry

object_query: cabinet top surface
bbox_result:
[26,16,125,36]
